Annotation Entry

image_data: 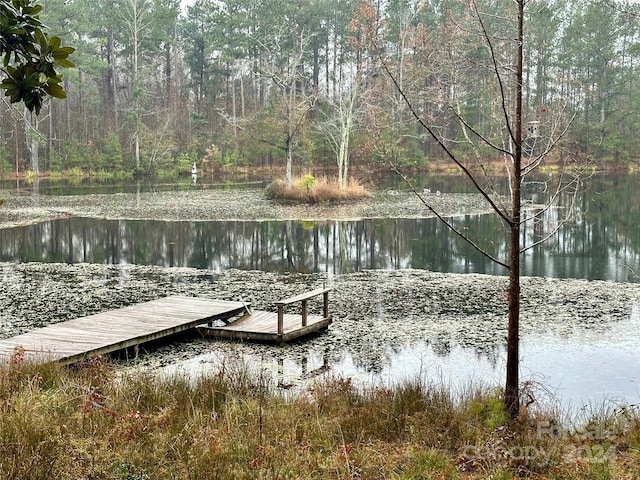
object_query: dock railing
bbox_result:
[275,287,332,336]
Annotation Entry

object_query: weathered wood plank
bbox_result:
[198,309,330,344]
[0,296,247,365]
[275,287,332,306]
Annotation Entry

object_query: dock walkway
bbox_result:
[0,296,247,365]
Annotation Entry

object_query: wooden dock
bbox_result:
[198,287,332,345]
[0,296,247,365]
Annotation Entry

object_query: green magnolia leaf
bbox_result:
[55,58,74,68]
[1,2,18,16]
[1,0,75,112]
[49,36,61,50]
[24,92,42,114]
[6,65,18,77]
[22,5,42,16]
[43,82,66,98]
[9,86,22,103]
[53,46,75,57]
[19,71,39,87]
[0,78,17,91]
[35,29,47,53]
[10,27,28,39]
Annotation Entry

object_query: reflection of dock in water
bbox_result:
[276,353,331,388]
[198,288,332,346]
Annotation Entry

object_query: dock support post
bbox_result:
[277,305,284,336]
[301,300,308,326]
[323,290,329,319]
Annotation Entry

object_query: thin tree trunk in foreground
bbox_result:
[505,0,524,418]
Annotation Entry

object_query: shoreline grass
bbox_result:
[2,354,639,479]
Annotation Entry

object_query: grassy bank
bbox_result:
[1,353,639,479]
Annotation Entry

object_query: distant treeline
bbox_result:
[1,0,639,177]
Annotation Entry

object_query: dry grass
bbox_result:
[264,176,371,203]
[1,353,639,479]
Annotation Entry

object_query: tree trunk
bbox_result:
[131,0,141,171]
[505,0,524,419]
[286,140,293,187]
[231,75,237,139]
[165,39,172,105]
[107,23,119,128]
[240,75,245,118]
[338,110,352,187]
[65,75,71,141]
[25,109,39,175]
[325,30,330,97]
[47,100,53,170]
[312,39,319,92]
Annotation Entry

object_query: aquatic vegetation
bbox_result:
[264,176,371,203]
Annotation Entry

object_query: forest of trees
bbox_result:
[1,0,639,178]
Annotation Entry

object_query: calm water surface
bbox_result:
[2,174,640,282]
[0,214,637,281]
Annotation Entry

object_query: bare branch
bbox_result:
[523,105,576,177]
[520,171,584,253]
[471,0,516,147]
[449,102,514,214]
[256,138,286,151]
[392,163,510,270]
[519,169,578,226]
[449,106,512,157]
[377,53,512,226]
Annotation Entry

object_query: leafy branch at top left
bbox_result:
[0,0,75,114]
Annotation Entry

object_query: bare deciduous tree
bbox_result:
[317,66,364,187]
[257,29,316,187]
[376,0,583,417]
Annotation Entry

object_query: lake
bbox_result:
[1,173,639,414]
[1,175,639,282]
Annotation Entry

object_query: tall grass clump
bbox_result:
[264,175,371,203]
[66,166,84,178]
[1,351,640,479]
[23,169,36,182]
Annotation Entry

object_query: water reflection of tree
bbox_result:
[2,189,640,281]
